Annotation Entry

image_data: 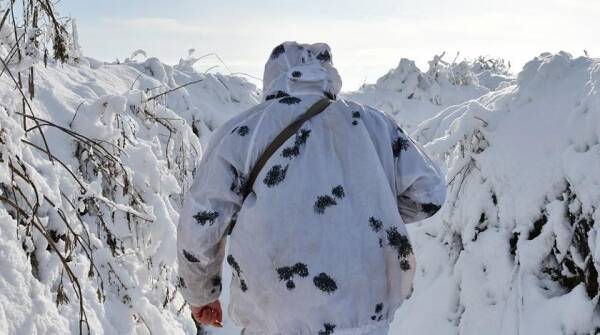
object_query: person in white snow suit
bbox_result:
[177,41,446,335]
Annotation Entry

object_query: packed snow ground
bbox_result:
[0,50,598,335]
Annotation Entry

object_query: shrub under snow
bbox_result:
[392,51,600,334]
[0,50,258,334]
[342,53,514,132]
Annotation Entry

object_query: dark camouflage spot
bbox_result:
[227,255,241,276]
[277,263,309,290]
[331,185,345,199]
[313,273,337,293]
[282,129,311,159]
[422,203,442,216]
[386,227,412,257]
[318,323,336,335]
[281,146,300,159]
[183,250,200,263]
[352,111,360,126]
[193,210,219,226]
[237,126,249,136]
[369,217,383,233]
[279,96,302,105]
[316,50,331,62]
[277,266,295,281]
[397,126,405,134]
[177,276,186,288]
[379,238,383,248]
[228,255,249,291]
[372,302,384,321]
[296,129,311,145]
[230,165,248,196]
[286,280,295,290]
[291,71,302,78]
[266,90,290,101]
[386,227,413,268]
[313,195,337,214]
[392,137,410,157]
[211,275,222,291]
[292,263,309,277]
[271,44,285,59]
[263,164,289,187]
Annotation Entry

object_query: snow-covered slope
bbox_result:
[390,52,600,334]
[0,56,258,335]
[341,55,513,132]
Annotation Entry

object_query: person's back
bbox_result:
[177,41,446,335]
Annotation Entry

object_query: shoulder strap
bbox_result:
[227,97,331,235]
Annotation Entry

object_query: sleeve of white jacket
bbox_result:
[177,136,242,307]
[393,127,446,223]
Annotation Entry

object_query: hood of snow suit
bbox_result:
[262,41,343,101]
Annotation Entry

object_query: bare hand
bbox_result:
[191,300,223,328]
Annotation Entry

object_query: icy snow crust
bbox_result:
[1,52,598,334]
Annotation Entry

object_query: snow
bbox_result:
[0,24,598,334]
[341,54,513,132]
[391,51,600,335]
[0,54,258,334]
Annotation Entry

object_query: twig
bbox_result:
[0,56,54,163]
[31,216,90,334]
[146,78,204,102]
[69,101,85,128]
[129,72,143,90]
[230,72,263,82]
[21,139,86,191]
[0,5,12,32]
[0,32,25,78]
[0,195,29,217]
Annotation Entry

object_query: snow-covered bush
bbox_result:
[0,0,81,67]
[0,57,259,334]
[470,56,515,91]
[392,51,600,335]
[472,56,511,75]
[342,53,497,131]
[0,4,260,332]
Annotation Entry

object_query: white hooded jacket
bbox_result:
[177,42,446,335]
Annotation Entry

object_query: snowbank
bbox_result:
[392,52,600,334]
[0,55,258,334]
[342,54,513,132]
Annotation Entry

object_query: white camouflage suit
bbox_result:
[177,42,446,335]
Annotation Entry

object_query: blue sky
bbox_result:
[63,0,599,90]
